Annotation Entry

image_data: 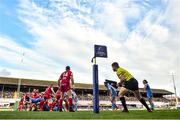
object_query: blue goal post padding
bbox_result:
[93,64,99,113]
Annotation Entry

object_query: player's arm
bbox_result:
[118,74,126,84]
[51,87,56,95]
[144,84,147,89]
[58,74,62,87]
[70,73,75,88]
[58,79,61,87]
[117,70,126,85]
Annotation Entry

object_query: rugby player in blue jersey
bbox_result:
[105,82,118,111]
[143,79,155,110]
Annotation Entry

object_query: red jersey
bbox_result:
[44,86,52,95]
[59,70,73,84]
[31,91,39,98]
[33,92,39,98]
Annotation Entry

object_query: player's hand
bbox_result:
[72,84,75,89]
[71,85,75,91]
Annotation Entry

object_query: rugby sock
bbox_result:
[120,97,128,111]
[112,103,116,109]
[68,98,74,112]
[150,103,155,110]
[59,99,63,109]
[140,98,150,110]
[64,100,69,111]
[68,98,73,106]
[48,103,53,111]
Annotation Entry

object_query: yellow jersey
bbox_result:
[116,67,133,81]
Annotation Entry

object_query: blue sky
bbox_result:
[0,0,35,48]
[0,0,180,96]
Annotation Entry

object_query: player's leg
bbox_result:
[113,90,118,110]
[36,97,43,103]
[74,102,78,111]
[27,102,32,111]
[59,92,64,112]
[111,96,117,111]
[67,90,74,112]
[39,100,44,111]
[118,87,129,112]
[148,97,155,110]
[34,103,38,111]
[110,91,116,111]
[31,98,36,103]
[109,92,114,110]
[64,99,69,111]
[43,101,49,111]
[133,90,152,112]
[48,99,53,112]
[53,106,58,111]
[24,102,27,111]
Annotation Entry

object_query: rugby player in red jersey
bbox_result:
[31,89,42,111]
[17,99,24,111]
[58,66,75,112]
[44,84,56,100]
[40,85,55,111]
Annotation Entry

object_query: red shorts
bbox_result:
[60,82,71,92]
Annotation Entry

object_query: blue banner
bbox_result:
[94,45,107,58]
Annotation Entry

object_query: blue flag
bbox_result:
[94,45,107,58]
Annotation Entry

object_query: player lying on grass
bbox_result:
[104,80,118,111]
[143,79,155,110]
[111,62,152,113]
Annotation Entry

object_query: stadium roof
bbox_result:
[0,76,173,95]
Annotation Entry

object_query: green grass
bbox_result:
[0,110,180,119]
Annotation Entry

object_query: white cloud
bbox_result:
[0,69,11,76]
[0,0,180,96]
[0,36,61,80]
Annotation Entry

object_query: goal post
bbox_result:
[92,45,107,113]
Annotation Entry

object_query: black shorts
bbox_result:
[122,78,139,91]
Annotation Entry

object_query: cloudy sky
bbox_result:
[0,0,179,95]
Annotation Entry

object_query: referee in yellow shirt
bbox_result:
[112,62,152,113]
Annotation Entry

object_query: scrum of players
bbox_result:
[17,66,78,112]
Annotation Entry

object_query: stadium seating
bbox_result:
[0,90,171,103]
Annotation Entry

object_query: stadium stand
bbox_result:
[0,76,174,110]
